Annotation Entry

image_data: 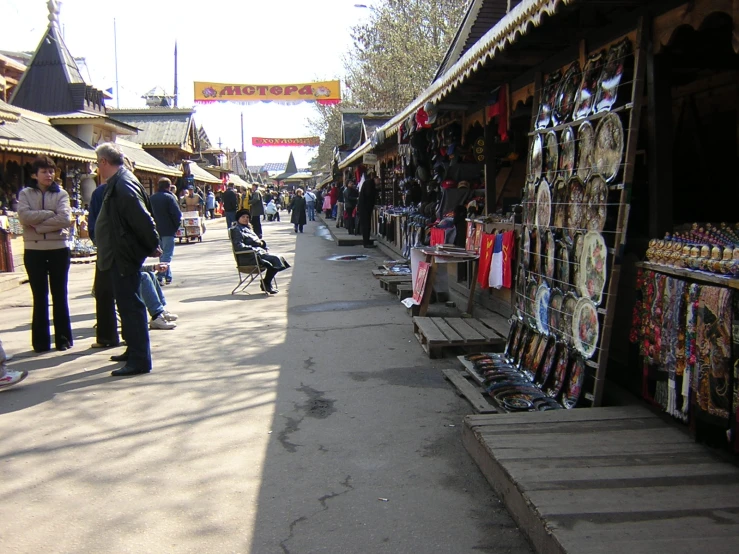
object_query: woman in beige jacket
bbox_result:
[17,156,73,352]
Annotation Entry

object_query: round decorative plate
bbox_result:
[530,332,550,378]
[523,180,537,227]
[593,112,624,182]
[536,70,562,130]
[522,331,541,371]
[495,390,537,412]
[553,62,581,126]
[562,292,579,344]
[535,181,552,230]
[573,50,605,121]
[571,231,585,290]
[548,289,564,339]
[526,279,539,328]
[536,337,558,387]
[521,227,531,270]
[584,174,608,231]
[563,356,586,409]
[514,326,531,365]
[556,240,571,291]
[547,344,570,399]
[531,228,541,276]
[516,263,526,317]
[594,37,631,114]
[509,318,525,361]
[533,397,563,411]
[565,176,586,238]
[572,296,599,359]
[576,121,595,181]
[552,178,568,230]
[559,126,576,181]
[534,283,551,335]
[544,230,556,282]
[578,231,607,305]
[505,318,519,357]
[544,131,559,185]
[529,135,543,182]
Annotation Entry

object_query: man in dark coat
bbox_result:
[222,182,239,228]
[249,184,265,238]
[358,175,377,248]
[290,189,307,233]
[343,181,359,235]
[149,177,182,285]
[94,142,161,377]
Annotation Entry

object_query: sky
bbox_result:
[0,0,377,169]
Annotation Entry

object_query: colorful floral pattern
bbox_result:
[579,231,607,305]
[573,297,599,359]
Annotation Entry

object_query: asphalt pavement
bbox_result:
[0,215,532,554]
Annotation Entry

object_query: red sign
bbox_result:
[413,262,432,304]
[252,137,320,147]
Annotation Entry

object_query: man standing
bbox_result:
[94,142,161,377]
[343,181,359,235]
[149,177,182,285]
[222,182,238,228]
[358,175,377,248]
[205,189,216,219]
[305,188,317,221]
[249,183,265,239]
[335,182,345,228]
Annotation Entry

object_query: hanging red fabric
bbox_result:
[487,86,508,142]
[477,233,496,289]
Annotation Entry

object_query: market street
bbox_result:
[0,216,532,554]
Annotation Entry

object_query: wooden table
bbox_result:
[416,247,479,317]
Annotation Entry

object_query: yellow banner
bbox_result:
[194,80,341,104]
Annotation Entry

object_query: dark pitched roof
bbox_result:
[106,108,194,148]
[116,138,182,177]
[433,0,509,82]
[284,152,298,175]
[247,164,263,174]
[261,162,287,172]
[362,117,391,142]
[341,112,363,149]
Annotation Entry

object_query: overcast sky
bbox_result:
[1,0,376,168]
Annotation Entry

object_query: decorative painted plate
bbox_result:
[548,288,564,339]
[533,397,563,411]
[578,231,608,305]
[515,263,526,317]
[546,344,570,399]
[536,69,562,130]
[529,134,543,182]
[494,389,541,412]
[504,318,519,357]
[553,62,581,126]
[531,228,541,277]
[562,292,579,345]
[594,37,631,114]
[530,332,551,380]
[521,331,541,371]
[523,180,537,227]
[559,126,576,181]
[514,326,531,365]
[576,121,595,181]
[593,112,624,182]
[509,318,525,361]
[544,230,556,283]
[572,296,599,359]
[521,227,531,270]
[526,279,539,328]
[573,50,605,120]
[544,131,559,185]
[565,176,586,239]
[536,337,558,387]
[584,174,608,231]
[552,178,568,230]
[563,356,586,409]
[571,231,585,290]
[556,240,571,291]
[535,181,552,230]
[534,283,551,335]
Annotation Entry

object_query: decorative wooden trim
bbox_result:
[653,0,736,54]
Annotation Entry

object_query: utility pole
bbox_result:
[173,41,178,108]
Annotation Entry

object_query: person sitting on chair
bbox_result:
[230,209,290,294]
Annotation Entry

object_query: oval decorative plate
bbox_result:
[534,283,551,335]
[548,288,564,339]
[552,178,568,230]
[544,229,556,282]
[536,337,558,387]
[509,318,525,361]
[594,37,631,114]
[565,176,586,238]
[556,240,571,291]
[576,121,595,181]
[559,126,576,181]
[563,355,586,409]
[522,331,541,371]
[535,181,552,230]
[515,263,526,317]
[504,318,519,357]
[514,326,531,366]
[578,231,607,305]
[571,231,585,290]
[584,174,608,231]
[593,112,624,182]
[536,70,562,130]
[562,292,579,344]
[547,344,570,399]
[531,228,541,276]
[529,134,543,182]
[521,227,531,270]
[534,397,563,411]
[544,131,559,185]
[572,296,599,359]
[523,181,537,227]
[553,62,581,126]
[526,279,539,328]
[573,50,605,121]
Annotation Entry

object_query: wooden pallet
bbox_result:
[442,369,498,414]
[396,284,413,300]
[380,275,412,293]
[412,316,506,359]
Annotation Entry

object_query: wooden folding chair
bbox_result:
[231,248,272,295]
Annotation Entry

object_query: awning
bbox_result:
[117,138,182,177]
[228,173,250,188]
[183,160,221,185]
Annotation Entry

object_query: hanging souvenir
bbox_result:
[552,177,567,230]
[545,343,570,399]
[536,70,562,130]
[536,337,558,387]
[584,174,608,231]
[544,131,559,185]
[504,318,519,358]
[523,180,538,227]
[594,38,632,114]
[563,356,586,408]
[509,317,526,361]
[548,288,564,339]
[572,296,599,359]
[529,135,544,182]
[521,228,530,272]
[515,263,526,316]
[576,121,595,181]
[521,330,541,371]
[565,176,586,239]
[526,279,539,328]
[544,230,556,283]
[553,62,581,126]
[535,181,551,230]
[573,50,605,120]
[535,283,551,335]
[531,331,551,379]
[559,126,576,181]
[514,325,531,365]
[571,231,585,290]
[593,112,624,182]
[562,292,579,344]
[532,228,542,277]
[556,240,571,291]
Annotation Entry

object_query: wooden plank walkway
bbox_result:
[412,316,506,358]
[441,369,498,414]
[463,406,739,554]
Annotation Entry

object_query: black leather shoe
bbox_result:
[110,352,129,362]
[56,342,72,352]
[111,366,151,377]
[260,282,279,293]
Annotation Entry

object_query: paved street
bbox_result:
[0,216,532,554]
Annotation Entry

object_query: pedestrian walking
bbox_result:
[304,189,316,221]
[358,175,377,248]
[249,184,265,238]
[343,181,359,236]
[322,192,332,218]
[290,188,307,233]
[17,155,74,352]
[222,182,239,228]
[335,183,345,228]
[205,190,216,219]
[94,142,161,377]
[149,177,182,285]
[329,183,339,219]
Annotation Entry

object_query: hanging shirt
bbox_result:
[501,231,515,289]
[489,233,504,289]
[477,233,496,289]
